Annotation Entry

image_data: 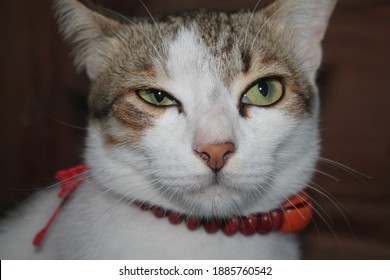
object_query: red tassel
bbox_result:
[56,164,88,198]
[32,228,47,247]
[32,165,90,247]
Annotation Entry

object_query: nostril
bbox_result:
[198,151,210,162]
[194,142,236,171]
[223,143,236,156]
[222,150,233,162]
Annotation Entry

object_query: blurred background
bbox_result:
[0,0,389,259]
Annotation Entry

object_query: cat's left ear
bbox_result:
[264,0,337,81]
[54,0,123,80]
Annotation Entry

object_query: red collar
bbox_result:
[33,165,313,247]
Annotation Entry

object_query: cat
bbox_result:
[0,0,336,259]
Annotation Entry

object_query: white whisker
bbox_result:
[102,7,165,64]
[243,0,262,49]
[52,117,87,130]
[249,1,290,53]
[139,0,166,54]
[314,168,340,182]
[319,157,371,179]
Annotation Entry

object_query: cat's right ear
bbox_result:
[54,0,122,80]
[262,0,337,82]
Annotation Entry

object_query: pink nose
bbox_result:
[195,143,236,172]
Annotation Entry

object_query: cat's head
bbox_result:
[55,0,336,217]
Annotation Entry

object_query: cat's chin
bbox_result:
[160,182,266,218]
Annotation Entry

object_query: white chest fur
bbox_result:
[0,180,298,259]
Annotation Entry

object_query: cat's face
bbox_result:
[56,0,336,217]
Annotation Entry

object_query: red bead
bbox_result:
[270,209,284,230]
[257,214,273,234]
[137,202,151,211]
[168,212,183,224]
[152,207,165,218]
[204,220,220,233]
[222,217,240,236]
[239,215,258,235]
[186,217,200,230]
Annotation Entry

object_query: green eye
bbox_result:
[137,89,177,106]
[241,78,284,107]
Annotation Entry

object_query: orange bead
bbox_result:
[279,192,313,234]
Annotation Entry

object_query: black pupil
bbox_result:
[258,81,269,97]
[153,90,165,103]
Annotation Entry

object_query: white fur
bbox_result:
[0,26,320,259]
[0,0,338,258]
[0,181,299,259]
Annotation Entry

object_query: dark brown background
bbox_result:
[0,0,389,259]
